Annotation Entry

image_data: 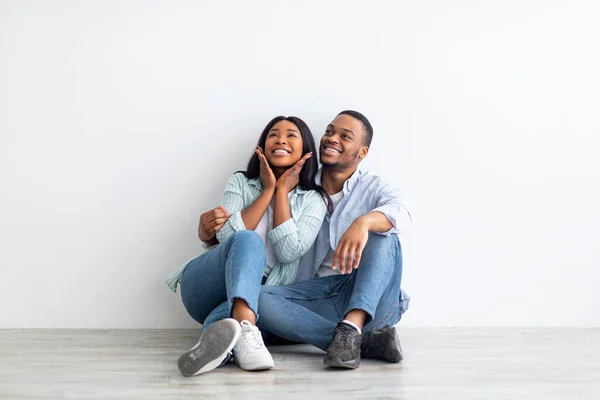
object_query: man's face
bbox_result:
[319,114,368,170]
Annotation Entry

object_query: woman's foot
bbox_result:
[233,320,274,370]
[177,318,241,377]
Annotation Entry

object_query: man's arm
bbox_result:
[333,177,411,274]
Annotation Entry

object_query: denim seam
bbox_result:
[370,299,402,330]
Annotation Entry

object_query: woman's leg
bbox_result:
[180,230,266,325]
[177,230,269,376]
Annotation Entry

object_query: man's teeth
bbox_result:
[274,149,289,154]
[325,147,341,153]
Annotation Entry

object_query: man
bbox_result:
[199,110,410,369]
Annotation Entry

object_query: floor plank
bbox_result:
[1,328,599,399]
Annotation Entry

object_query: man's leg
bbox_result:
[344,233,403,330]
[257,275,352,351]
[324,233,403,368]
[258,234,403,358]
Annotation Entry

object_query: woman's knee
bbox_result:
[231,230,263,248]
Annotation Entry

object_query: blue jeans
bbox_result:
[180,230,266,334]
[257,233,404,351]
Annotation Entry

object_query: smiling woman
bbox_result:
[164,115,331,378]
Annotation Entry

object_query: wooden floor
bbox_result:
[1,328,599,399]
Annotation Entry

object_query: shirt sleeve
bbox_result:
[267,190,327,263]
[371,177,412,236]
[216,173,248,243]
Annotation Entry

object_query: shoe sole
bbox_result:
[324,355,360,369]
[177,318,241,377]
[234,358,274,371]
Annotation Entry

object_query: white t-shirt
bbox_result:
[254,189,295,277]
[315,191,345,278]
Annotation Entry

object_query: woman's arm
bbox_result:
[272,187,292,228]
[272,152,312,228]
[268,190,328,263]
[216,149,278,242]
[240,188,275,230]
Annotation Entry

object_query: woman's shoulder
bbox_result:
[226,172,260,188]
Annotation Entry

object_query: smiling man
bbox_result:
[255,110,411,369]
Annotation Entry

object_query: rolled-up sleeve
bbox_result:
[372,179,412,236]
[216,174,248,243]
[268,191,327,263]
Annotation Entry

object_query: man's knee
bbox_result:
[363,233,401,259]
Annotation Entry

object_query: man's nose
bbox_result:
[327,136,340,144]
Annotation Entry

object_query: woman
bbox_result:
[165,116,330,377]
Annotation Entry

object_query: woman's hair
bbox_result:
[239,116,332,213]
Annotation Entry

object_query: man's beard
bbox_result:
[320,150,360,170]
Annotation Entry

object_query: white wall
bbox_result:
[1,0,598,328]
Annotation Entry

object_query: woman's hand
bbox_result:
[276,152,312,193]
[256,147,276,192]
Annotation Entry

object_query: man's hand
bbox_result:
[276,152,312,193]
[332,217,370,274]
[198,206,230,245]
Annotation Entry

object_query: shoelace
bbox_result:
[239,322,266,352]
[335,325,354,348]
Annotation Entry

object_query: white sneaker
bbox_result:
[233,320,274,371]
[177,318,241,377]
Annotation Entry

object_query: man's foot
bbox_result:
[361,325,403,363]
[233,320,274,371]
[324,322,362,369]
[177,318,241,377]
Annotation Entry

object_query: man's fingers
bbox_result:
[210,223,225,234]
[339,244,351,274]
[205,209,230,224]
[353,242,365,270]
[213,216,230,225]
[332,247,341,271]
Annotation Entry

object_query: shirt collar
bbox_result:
[316,167,362,194]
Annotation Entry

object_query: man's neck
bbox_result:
[321,166,358,195]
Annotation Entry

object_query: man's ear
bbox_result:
[359,146,369,160]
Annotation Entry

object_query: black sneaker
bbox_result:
[361,325,403,363]
[324,322,362,369]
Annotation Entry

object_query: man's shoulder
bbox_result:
[354,169,387,188]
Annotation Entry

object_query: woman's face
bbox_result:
[263,120,304,168]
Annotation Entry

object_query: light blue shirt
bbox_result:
[295,169,412,310]
[165,172,327,291]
